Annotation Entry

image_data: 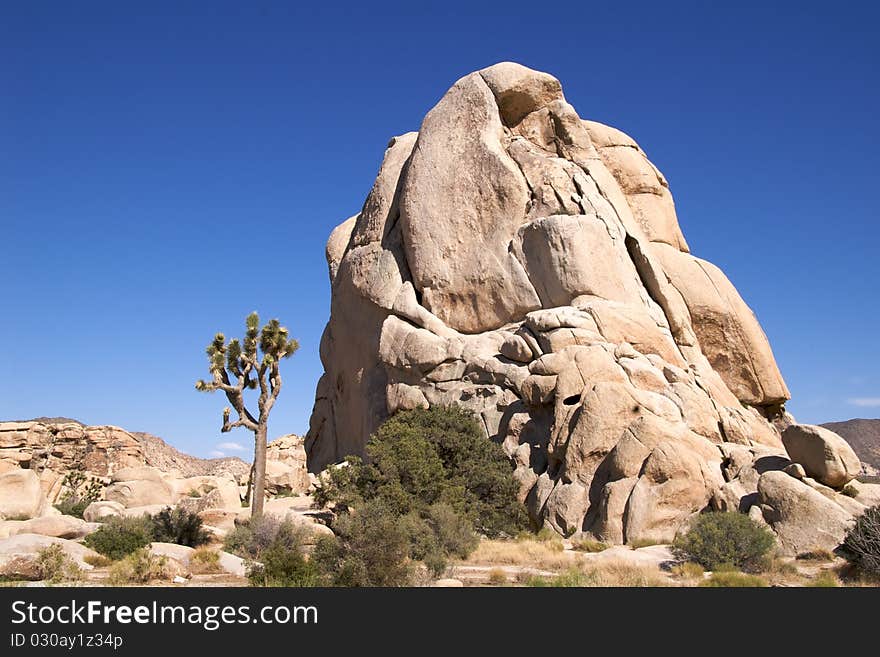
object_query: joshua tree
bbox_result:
[196,312,299,516]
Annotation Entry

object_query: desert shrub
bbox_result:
[699,571,768,587]
[83,554,112,568]
[314,406,523,582]
[108,548,169,585]
[84,516,153,560]
[54,470,103,519]
[841,505,880,576]
[223,515,299,560]
[629,538,664,549]
[35,545,82,583]
[572,538,609,553]
[223,516,321,586]
[317,406,526,538]
[190,547,222,574]
[151,507,210,548]
[247,533,321,587]
[312,500,413,587]
[673,512,775,572]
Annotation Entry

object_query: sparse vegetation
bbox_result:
[108,549,170,585]
[524,562,669,587]
[629,538,663,549]
[469,537,572,571]
[841,505,880,576]
[35,545,82,583]
[807,571,840,587]
[673,512,775,572]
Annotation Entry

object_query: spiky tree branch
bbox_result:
[196,311,299,516]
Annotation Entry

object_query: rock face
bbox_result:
[0,469,48,519]
[264,434,311,496]
[0,421,144,480]
[304,62,850,547]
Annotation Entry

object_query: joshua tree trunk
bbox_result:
[252,423,268,517]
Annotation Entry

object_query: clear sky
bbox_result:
[3,1,878,458]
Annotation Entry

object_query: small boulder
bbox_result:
[757,470,854,556]
[781,424,860,488]
[104,478,174,508]
[11,515,97,540]
[83,500,125,522]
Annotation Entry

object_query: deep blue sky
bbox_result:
[3,2,878,458]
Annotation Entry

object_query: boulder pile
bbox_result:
[305,62,876,552]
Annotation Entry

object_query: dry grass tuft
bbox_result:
[469,538,574,571]
[83,554,112,568]
[796,549,836,562]
[487,568,509,585]
[524,560,670,587]
[571,538,609,553]
[190,547,223,574]
[671,562,705,581]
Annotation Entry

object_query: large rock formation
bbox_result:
[306,62,858,547]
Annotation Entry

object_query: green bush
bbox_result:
[673,512,775,572]
[312,500,414,587]
[842,505,880,576]
[83,516,154,560]
[151,507,210,548]
[247,533,321,587]
[313,406,525,584]
[318,406,526,538]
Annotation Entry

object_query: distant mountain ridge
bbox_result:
[821,418,880,478]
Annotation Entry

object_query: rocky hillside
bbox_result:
[132,431,249,478]
[5,418,249,479]
[821,419,880,477]
[304,61,877,553]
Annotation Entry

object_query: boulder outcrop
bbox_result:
[305,62,864,549]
